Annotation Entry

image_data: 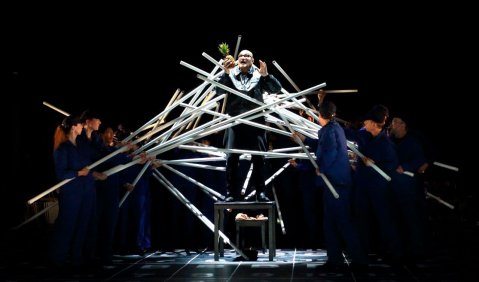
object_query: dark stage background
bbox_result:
[5,14,469,238]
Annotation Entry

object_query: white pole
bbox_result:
[426,192,455,209]
[271,146,309,153]
[433,161,459,172]
[241,163,254,195]
[119,161,151,207]
[272,184,287,235]
[133,96,224,155]
[146,81,326,158]
[347,142,391,181]
[42,101,70,116]
[12,201,58,230]
[403,171,415,177]
[272,61,317,111]
[166,162,225,171]
[265,162,290,186]
[324,89,358,94]
[160,156,225,164]
[245,162,291,199]
[233,35,242,59]
[152,170,248,260]
[191,91,215,129]
[178,145,315,160]
[28,178,74,205]
[202,52,225,71]
[162,164,224,200]
[146,89,181,142]
[271,61,300,92]
[123,81,213,143]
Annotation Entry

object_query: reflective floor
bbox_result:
[0,243,476,281]
[1,206,477,281]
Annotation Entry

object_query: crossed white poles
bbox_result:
[23,41,459,258]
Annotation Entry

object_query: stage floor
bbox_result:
[0,247,474,281]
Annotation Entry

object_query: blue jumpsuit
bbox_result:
[390,133,426,258]
[49,139,97,266]
[314,120,364,265]
[345,128,402,260]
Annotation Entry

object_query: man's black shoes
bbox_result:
[224,196,235,202]
[256,192,270,202]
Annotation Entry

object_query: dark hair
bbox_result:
[80,109,101,123]
[318,101,336,120]
[61,115,81,132]
[363,104,389,124]
[392,111,414,128]
[54,115,81,150]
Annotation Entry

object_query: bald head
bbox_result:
[237,50,254,72]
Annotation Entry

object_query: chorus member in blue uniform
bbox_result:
[79,110,105,161]
[288,110,322,250]
[389,113,426,262]
[294,101,365,268]
[117,155,159,255]
[95,127,132,264]
[216,49,282,202]
[49,115,106,268]
[344,105,403,263]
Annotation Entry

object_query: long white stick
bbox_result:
[28,178,74,205]
[145,82,325,159]
[180,61,212,77]
[245,162,290,199]
[433,161,459,172]
[426,192,455,209]
[157,89,180,126]
[146,89,181,142]
[202,52,225,71]
[152,170,248,260]
[179,145,314,160]
[272,61,300,92]
[145,81,326,170]
[265,162,290,186]
[160,156,225,164]
[272,184,286,235]
[103,157,143,176]
[182,103,296,139]
[271,146,309,153]
[12,201,58,230]
[324,89,358,94]
[191,91,215,129]
[43,101,70,116]
[280,88,320,123]
[134,96,224,155]
[275,107,338,198]
[241,163,254,195]
[275,113,328,194]
[272,61,317,111]
[169,63,223,140]
[162,164,224,201]
[170,89,220,139]
[31,80,318,205]
[197,72,322,136]
[233,35,242,59]
[347,142,391,181]
[119,161,151,207]
[167,162,225,171]
[123,81,214,143]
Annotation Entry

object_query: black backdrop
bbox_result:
[5,11,468,231]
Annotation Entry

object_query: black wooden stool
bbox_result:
[214,201,276,261]
[235,218,267,253]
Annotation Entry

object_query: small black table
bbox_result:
[213,201,276,261]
